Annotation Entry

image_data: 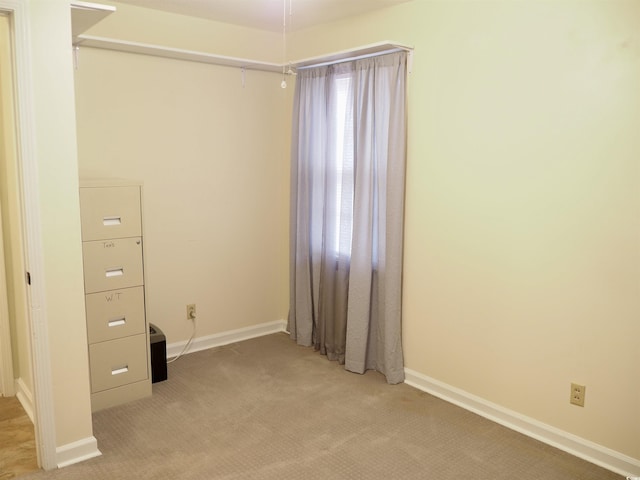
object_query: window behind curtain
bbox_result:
[332,74,353,259]
[289,51,408,384]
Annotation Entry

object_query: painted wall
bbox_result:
[28,0,93,447]
[290,0,640,462]
[85,1,282,63]
[0,13,31,393]
[72,0,639,467]
[74,29,290,344]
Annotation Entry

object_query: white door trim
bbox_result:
[0,203,16,397]
[0,0,57,470]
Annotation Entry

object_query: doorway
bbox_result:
[0,9,37,470]
[0,8,33,405]
[0,2,60,470]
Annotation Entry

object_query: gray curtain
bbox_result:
[288,52,407,384]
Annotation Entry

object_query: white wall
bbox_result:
[72,0,639,470]
[74,31,290,345]
[87,1,282,63]
[290,0,640,463]
[28,0,93,448]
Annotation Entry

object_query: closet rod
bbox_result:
[292,41,413,72]
[295,47,408,70]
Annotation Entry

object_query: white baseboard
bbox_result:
[56,436,102,468]
[404,368,640,477]
[15,377,34,424]
[166,319,287,358]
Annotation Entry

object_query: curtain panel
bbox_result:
[288,52,407,384]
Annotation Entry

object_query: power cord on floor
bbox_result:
[167,311,196,364]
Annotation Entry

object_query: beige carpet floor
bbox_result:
[19,333,622,479]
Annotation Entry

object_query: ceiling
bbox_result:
[113,0,412,32]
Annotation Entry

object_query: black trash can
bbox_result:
[149,324,167,383]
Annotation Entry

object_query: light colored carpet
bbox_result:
[19,333,621,479]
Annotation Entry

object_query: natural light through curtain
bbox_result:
[288,52,408,384]
[333,75,353,258]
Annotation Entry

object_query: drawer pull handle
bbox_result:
[111,366,129,376]
[103,216,122,226]
[108,318,126,328]
[105,268,124,278]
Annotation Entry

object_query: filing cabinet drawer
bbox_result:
[80,181,152,411]
[82,237,144,293]
[86,286,146,344]
[89,334,148,393]
[80,186,142,241]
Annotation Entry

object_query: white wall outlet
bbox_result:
[570,383,586,407]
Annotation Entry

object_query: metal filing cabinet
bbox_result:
[79,181,151,411]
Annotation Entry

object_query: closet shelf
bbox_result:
[69,2,413,74]
[73,36,413,74]
[74,35,283,72]
[71,1,116,43]
[293,41,413,70]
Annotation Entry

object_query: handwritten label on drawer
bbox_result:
[104,292,122,302]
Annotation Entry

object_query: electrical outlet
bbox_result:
[570,383,586,407]
[186,304,196,321]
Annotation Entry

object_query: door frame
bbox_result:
[0,203,16,397]
[0,0,57,470]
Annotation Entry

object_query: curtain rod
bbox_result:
[295,47,408,70]
[291,42,414,72]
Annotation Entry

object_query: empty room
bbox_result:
[0,0,638,479]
